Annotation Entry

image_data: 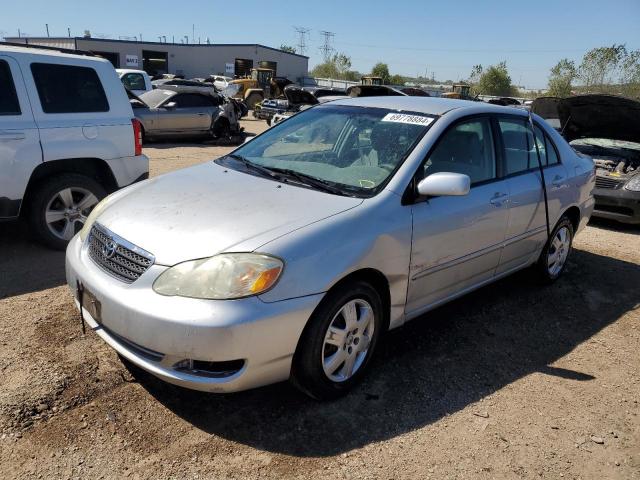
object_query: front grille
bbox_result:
[87,223,154,283]
[595,175,624,189]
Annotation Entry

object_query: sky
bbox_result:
[2,0,639,89]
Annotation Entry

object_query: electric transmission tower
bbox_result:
[319,30,335,61]
[293,26,310,55]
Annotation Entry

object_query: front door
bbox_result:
[158,93,216,134]
[406,116,510,316]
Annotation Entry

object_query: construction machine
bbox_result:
[225,68,292,110]
[442,83,474,100]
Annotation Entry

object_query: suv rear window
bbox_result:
[31,63,109,113]
[0,60,21,115]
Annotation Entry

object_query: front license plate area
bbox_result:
[81,287,102,325]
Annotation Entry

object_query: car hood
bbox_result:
[284,86,318,106]
[532,95,640,143]
[95,161,363,265]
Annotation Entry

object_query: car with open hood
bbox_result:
[532,94,640,224]
[66,97,594,400]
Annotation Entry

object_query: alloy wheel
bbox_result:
[547,226,571,276]
[322,299,375,382]
[45,187,98,241]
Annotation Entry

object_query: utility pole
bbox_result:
[68,27,71,37]
[293,26,310,56]
[45,24,49,37]
[192,24,195,43]
[319,31,335,62]
[184,35,188,44]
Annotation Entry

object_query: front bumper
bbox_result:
[592,187,640,224]
[65,235,323,393]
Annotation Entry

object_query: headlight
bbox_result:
[78,194,113,241]
[153,253,283,300]
[624,175,640,192]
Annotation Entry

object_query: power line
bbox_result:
[319,30,335,61]
[293,26,310,56]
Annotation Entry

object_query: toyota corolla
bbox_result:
[66,97,594,400]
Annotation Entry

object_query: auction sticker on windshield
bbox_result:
[381,113,434,126]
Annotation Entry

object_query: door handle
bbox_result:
[0,131,25,141]
[489,192,508,207]
[550,175,566,190]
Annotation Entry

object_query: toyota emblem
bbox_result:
[102,239,117,259]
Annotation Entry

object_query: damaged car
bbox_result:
[533,94,640,224]
[260,85,348,126]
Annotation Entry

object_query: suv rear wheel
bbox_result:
[28,173,106,250]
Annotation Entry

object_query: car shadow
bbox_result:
[588,216,639,234]
[129,248,639,457]
[0,220,66,299]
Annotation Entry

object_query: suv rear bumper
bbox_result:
[107,154,149,189]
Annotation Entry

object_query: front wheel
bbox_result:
[535,215,574,283]
[28,173,106,250]
[291,280,384,400]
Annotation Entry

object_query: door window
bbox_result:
[533,125,560,166]
[0,60,21,115]
[122,73,146,91]
[498,119,537,174]
[424,118,496,184]
[171,94,214,108]
[31,63,109,113]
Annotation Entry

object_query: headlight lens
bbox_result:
[624,175,640,191]
[78,194,113,241]
[153,253,283,300]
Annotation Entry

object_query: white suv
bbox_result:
[0,44,148,249]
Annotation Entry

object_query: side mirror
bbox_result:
[164,101,177,109]
[417,172,470,197]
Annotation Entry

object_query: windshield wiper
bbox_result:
[265,167,355,196]
[226,154,281,179]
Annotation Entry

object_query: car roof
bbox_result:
[0,43,110,64]
[328,96,527,117]
[116,68,147,74]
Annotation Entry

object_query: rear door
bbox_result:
[0,56,41,219]
[496,115,569,274]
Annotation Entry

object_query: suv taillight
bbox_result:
[132,118,143,156]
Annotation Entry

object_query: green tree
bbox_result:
[476,61,514,96]
[389,74,405,85]
[310,53,360,81]
[371,62,391,84]
[547,58,577,97]
[279,44,297,54]
[579,44,626,91]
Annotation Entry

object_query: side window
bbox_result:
[533,125,560,166]
[424,118,496,184]
[172,94,214,108]
[122,73,146,91]
[0,60,21,115]
[498,119,537,175]
[31,63,109,113]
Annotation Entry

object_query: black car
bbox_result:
[532,95,640,225]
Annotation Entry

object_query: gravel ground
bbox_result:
[0,117,638,479]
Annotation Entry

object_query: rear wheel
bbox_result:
[28,173,106,250]
[535,215,574,283]
[291,280,384,400]
[245,93,262,111]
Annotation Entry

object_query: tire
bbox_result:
[534,215,574,284]
[266,117,272,126]
[291,280,384,400]
[27,173,107,250]
[245,93,262,111]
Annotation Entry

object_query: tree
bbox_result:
[310,53,360,81]
[389,74,405,85]
[547,58,577,97]
[371,62,391,84]
[279,44,296,54]
[476,61,514,96]
[579,44,626,90]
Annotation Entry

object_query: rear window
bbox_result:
[121,73,146,91]
[31,63,109,113]
[0,60,21,115]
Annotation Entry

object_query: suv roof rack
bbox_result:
[0,41,97,57]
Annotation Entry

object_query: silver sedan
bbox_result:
[65,97,595,399]
[132,88,221,140]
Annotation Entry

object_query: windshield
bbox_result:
[139,89,175,108]
[225,105,436,195]
[221,83,241,98]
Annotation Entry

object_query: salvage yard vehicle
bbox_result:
[442,83,475,100]
[66,97,594,400]
[228,68,292,110]
[116,68,152,96]
[0,43,148,249]
[532,94,640,224]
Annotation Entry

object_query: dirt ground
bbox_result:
[0,117,638,479]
